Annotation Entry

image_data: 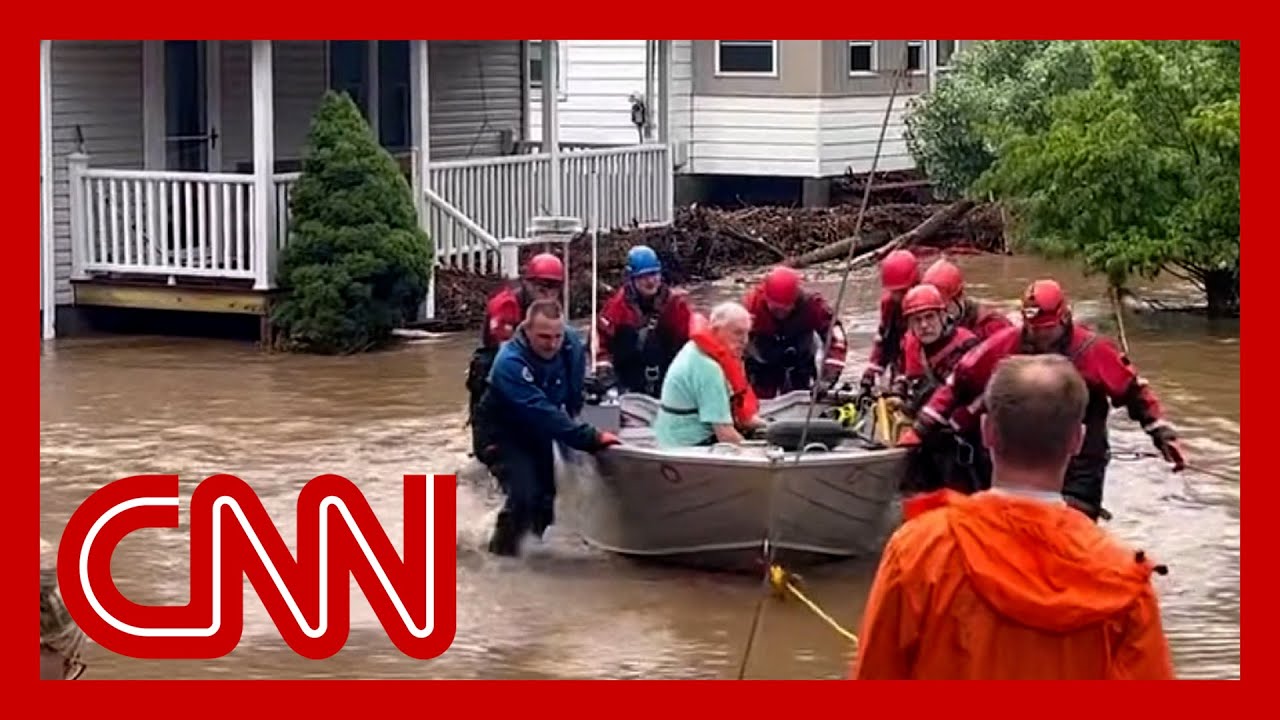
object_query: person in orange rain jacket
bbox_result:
[743,266,849,399]
[921,258,1014,341]
[852,354,1175,680]
[594,245,693,398]
[466,252,566,458]
[904,279,1186,520]
[859,249,920,393]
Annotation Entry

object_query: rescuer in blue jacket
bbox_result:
[472,298,621,556]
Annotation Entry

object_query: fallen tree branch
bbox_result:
[786,199,976,270]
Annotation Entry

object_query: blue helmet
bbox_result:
[626,245,662,278]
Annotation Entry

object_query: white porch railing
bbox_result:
[70,143,674,294]
[427,143,672,243]
[70,159,259,282]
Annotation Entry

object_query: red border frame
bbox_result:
[19,4,1255,706]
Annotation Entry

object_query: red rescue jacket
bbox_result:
[743,287,848,397]
[868,291,908,376]
[957,297,1015,342]
[920,324,1167,435]
[902,325,980,388]
[482,284,530,349]
[595,284,693,394]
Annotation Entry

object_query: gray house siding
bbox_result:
[49,41,144,306]
[692,41,821,97]
[46,40,526,309]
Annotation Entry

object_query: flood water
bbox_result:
[39,253,1240,680]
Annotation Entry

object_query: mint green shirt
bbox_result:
[654,341,734,448]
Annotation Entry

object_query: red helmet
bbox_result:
[1021,279,1070,328]
[525,253,564,283]
[880,249,920,291]
[762,266,802,306]
[902,284,947,317]
[922,259,964,302]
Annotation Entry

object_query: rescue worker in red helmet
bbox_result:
[892,283,981,494]
[743,266,849,399]
[921,258,1014,341]
[594,245,693,398]
[905,279,1187,521]
[860,249,920,393]
[466,252,565,458]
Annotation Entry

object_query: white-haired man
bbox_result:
[654,301,766,447]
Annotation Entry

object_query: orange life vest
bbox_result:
[688,313,760,427]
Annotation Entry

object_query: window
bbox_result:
[329,41,370,121]
[327,41,412,151]
[936,40,958,70]
[848,41,876,75]
[529,40,568,97]
[378,41,411,150]
[906,41,925,74]
[715,40,776,76]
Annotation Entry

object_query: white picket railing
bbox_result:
[70,143,674,294]
[71,164,258,281]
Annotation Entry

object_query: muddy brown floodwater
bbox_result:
[39,254,1240,680]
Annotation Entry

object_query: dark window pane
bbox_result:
[379,41,411,149]
[718,41,773,73]
[907,43,923,71]
[329,40,369,119]
[937,40,956,67]
[849,44,873,73]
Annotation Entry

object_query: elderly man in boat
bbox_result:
[472,298,622,556]
[742,266,849,399]
[653,301,767,447]
[593,245,694,398]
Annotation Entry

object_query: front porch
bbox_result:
[40,40,677,338]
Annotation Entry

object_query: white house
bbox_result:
[530,40,970,206]
[38,40,679,340]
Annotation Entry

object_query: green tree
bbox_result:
[271,91,433,353]
[905,41,1240,316]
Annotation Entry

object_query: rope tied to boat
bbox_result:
[767,564,859,646]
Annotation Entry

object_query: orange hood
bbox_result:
[907,490,1163,633]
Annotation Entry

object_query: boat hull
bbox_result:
[557,391,910,573]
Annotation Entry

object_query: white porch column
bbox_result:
[251,40,275,291]
[644,41,656,142]
[658,40,675,224]
[40,40,55,339]
[409,40,434,320]
[541,40,562,216]
[657,40,671,144]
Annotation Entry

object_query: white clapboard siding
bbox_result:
[817,95,919,176]
[528,40,649,146]
[669,40,694,160]
[49,41,144,305]
[686,93,920,178]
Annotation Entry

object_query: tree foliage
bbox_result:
[272,91,433,353]
[904,41,1240,315]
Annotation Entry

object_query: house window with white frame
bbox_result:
[716,40,776,76]
[935,40,958,70]
[529,40,568,97]
[848,41,876,75]
[906,41,926,74]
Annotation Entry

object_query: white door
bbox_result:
[163,41,221,172]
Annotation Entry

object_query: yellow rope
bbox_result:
[767,564,860,647]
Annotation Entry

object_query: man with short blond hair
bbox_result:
[853,354,1175,680]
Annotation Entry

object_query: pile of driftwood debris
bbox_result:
[429,200,1006,331]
